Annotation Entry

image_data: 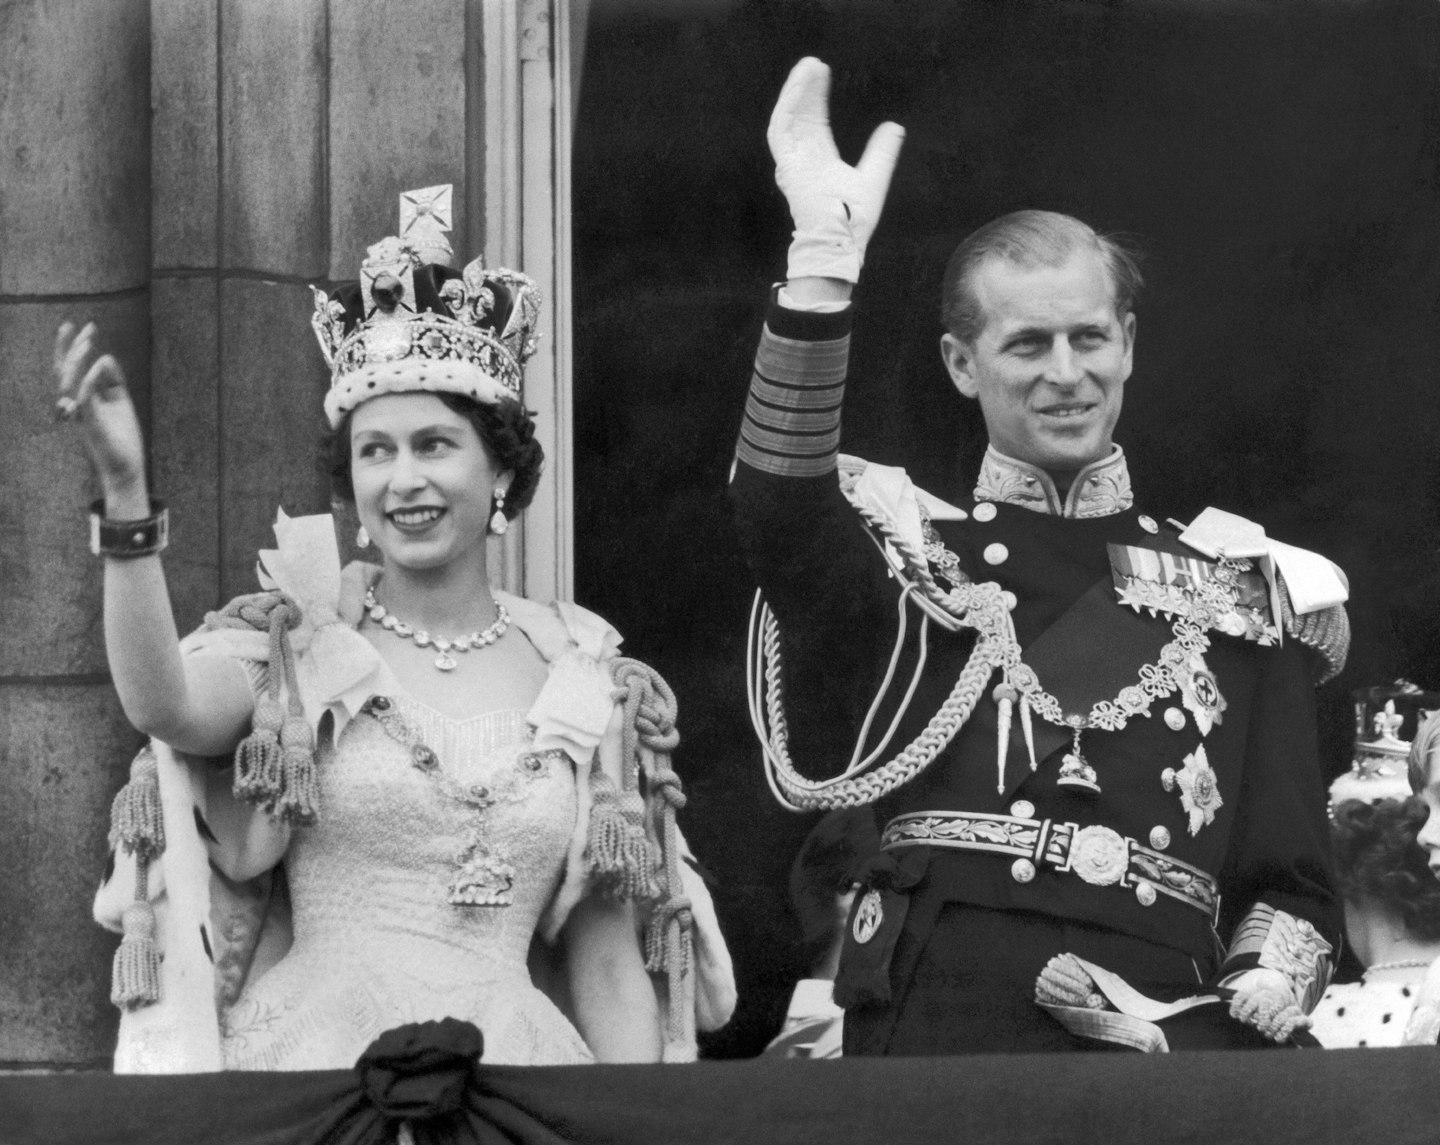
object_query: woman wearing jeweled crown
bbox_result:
[59,187,733,1072]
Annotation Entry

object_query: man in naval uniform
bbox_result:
[731,58,1351,1055]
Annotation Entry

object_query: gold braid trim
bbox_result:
[753,467,1256,811]
[753,478,1011,810]
[1276,577,1350,686]
[1221,903,1334,1012]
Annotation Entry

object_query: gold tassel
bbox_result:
[108,748,165,860]
[276,715,319,825]
[586,775,660,901]
[578,777,659,904]
[615,778,659,900]
[585,770,631,893]
[623,830,659,899]
[109,791,163,1014]
[111,901,161,1010]
[226,595,321,823]
[233,696,285,804]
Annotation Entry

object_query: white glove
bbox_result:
[768,57,905,283]
[1226,967,1311,1043]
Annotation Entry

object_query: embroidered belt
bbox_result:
[881,810,1220,923]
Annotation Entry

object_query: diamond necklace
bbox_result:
[363,585,510,671]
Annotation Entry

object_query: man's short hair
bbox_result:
[940,210,1144,342]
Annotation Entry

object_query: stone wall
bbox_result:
[0,0,483,1069]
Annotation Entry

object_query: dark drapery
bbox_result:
[571,0,1440,1055]
[6,1048,1439,1145]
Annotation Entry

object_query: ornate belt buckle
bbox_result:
[1064,825,1130,887]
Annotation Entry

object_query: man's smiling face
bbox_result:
[941,247,1136,477]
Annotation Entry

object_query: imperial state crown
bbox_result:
[311,184,541,427]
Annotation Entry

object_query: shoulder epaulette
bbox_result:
[1277,578,1350,685]
[835,456,972,632]
[1177,508,1350,686]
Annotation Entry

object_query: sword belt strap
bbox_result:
[882,810,1220,924]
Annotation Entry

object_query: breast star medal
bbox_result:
[1176,651,1227,736]
[1161,744,1224,835]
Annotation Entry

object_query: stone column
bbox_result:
[0,0,496,1068]
[0,0,152,1067]
[215,0,332,596]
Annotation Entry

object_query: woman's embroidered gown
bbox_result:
[220,698,593,1069]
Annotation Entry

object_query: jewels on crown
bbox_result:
[311,184,542,418]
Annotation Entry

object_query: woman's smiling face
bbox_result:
[349,392,508,573]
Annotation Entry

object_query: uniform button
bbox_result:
[1164,707,1186,732]
[984,543,1009,566]
[1136,883,1158,907]
[1149,826,1171,850]
[973,502,998,523]
[1009,800,1035,819]
[1139,515,1159,535]
[1011,859,1036,884]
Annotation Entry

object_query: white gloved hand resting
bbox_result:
[1226,967,1311,1043]
[768,57,905,283]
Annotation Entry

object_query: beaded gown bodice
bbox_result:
[221,696,592,1069]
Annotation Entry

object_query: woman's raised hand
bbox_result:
[54,322,256,754]
[54,321,148,507]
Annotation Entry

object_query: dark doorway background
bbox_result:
[571,0,1440,1056]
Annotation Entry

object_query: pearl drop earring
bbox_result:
[489,489,508,536]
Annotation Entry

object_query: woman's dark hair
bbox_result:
[324,392,545,518]
[1331,797,1440,943]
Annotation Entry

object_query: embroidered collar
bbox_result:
[973,445,1134,519]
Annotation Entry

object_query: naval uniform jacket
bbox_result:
[730,294,1344,1042]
